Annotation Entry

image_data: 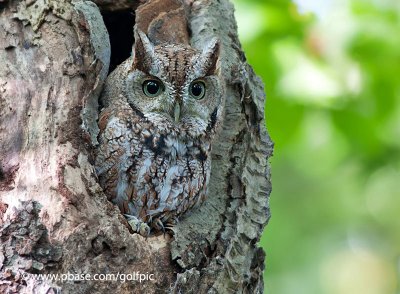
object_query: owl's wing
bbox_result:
[96,101,140,215]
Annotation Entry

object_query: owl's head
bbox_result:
[124,31,224,137]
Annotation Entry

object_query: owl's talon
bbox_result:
[165,216,179,229]
[154,218,165,233]
[162,218,177,235]
[165,224,174,230]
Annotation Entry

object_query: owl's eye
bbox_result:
[143,80,162,97]
[189,81,206,100]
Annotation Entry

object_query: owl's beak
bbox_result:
[174,102,181,123]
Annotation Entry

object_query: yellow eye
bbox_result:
[189,81,206,100]
[143,80,163,97]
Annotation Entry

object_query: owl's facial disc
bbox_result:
[126,33,222,135]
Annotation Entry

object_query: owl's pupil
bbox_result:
[191,84,202,96]
[191,83,203,97]
[145,81,159,95]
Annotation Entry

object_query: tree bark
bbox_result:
[0,0,273,293]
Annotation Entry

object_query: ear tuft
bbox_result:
[132,28,154,72]
[204,38,220,76]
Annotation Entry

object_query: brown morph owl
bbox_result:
[95,30,224,236]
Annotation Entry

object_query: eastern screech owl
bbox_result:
[95,31,224,235]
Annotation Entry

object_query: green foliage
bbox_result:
[232,0,400,293]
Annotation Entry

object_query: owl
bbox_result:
[95,31,224,236]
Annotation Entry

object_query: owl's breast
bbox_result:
[96,103,212,227]
[130,126,212,219]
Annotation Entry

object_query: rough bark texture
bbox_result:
[0,0,273,293]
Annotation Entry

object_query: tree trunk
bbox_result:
[0,0,273,293]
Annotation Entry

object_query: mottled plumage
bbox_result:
[95,31,224,235]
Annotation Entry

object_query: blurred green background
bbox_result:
[231,0,400,293]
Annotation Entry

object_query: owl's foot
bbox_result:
[153,218,165,233]
[165,216,179,230]
[150,216,179,236]
[124,214,150,237]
